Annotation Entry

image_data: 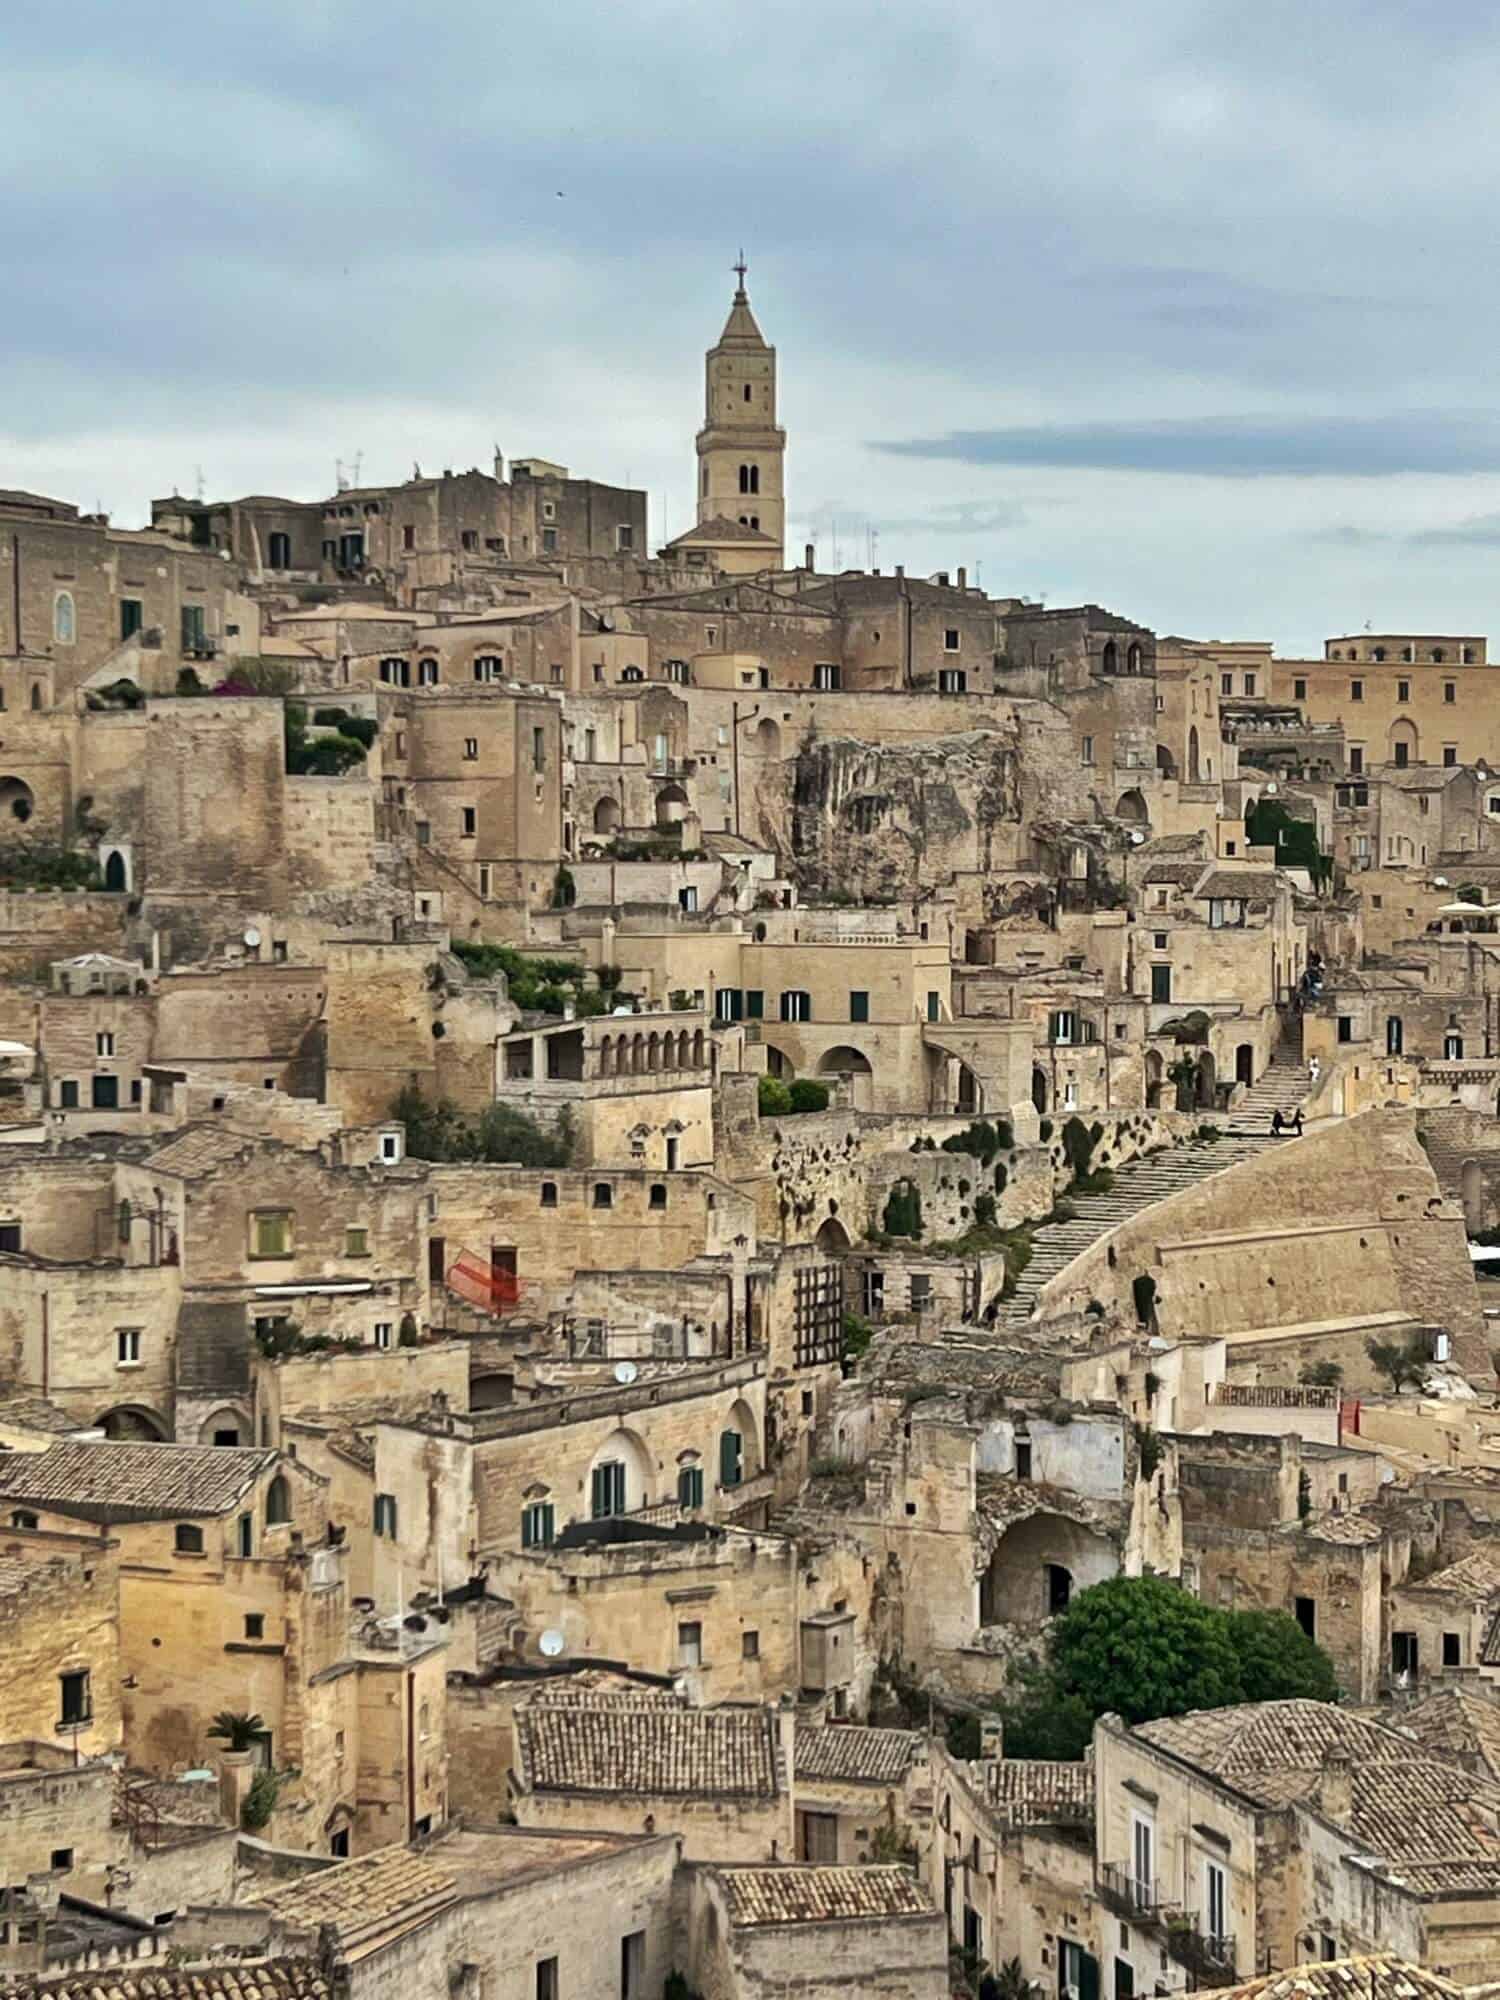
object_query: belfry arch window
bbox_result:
[738,464,759,495]
[54,592,75,645]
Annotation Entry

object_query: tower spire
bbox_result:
[733,249,748,298]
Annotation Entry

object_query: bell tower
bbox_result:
[695,255,786,567]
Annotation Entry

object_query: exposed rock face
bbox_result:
[773,732,1023,899]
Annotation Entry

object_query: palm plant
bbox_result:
[207,1710,266,1752]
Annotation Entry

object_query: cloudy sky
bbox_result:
[7,0,1500,653]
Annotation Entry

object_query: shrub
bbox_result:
[1299,1359,1343,1387]
[973,1193,997,1227]
[842,1310,874,1361]
[787,1078,830,1114]
[757,1076,792,1117]
[241,1767,280,1832]
[882,1181,924,1238]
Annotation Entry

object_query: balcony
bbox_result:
[1163,1920,1237,1987]
[1096,1863,1178,1923]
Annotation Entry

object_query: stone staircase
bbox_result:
[997,1131,1271,1325]
[1226,1021,1309,1134]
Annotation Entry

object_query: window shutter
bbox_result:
[720,1430,742,1488]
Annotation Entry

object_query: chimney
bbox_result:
[804,542,815,572]
[957,566,967,590]
[1317,1746,1353,1823]
[894,564,905,580]
[936,570,949,586]
[777,1692,797,1799]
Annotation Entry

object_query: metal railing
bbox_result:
[1163,1921,1237,1986]
[1097,1863,1174,1921]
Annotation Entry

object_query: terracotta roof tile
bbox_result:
[144,1124,260,1179]
[982,1759,1093,1826]
[0,1442,276,1519]
[1217,1956,1462,2000]
[4,1961,332,2000]
[517,1702,781,1798]
[1404,1548,1500,1602]
[663,515,779,548]
[255,1846,456,1932]
[795,1725,921,1786]
[714,1864,934,1926]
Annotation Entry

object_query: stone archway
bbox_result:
[593,796,620,835]
[1144,1049,1165,1110]
[815,1215,851,1255]
[1115,788,1149,827]
[1032,1065,1049,1115]
[0,777,34,825]
[95,1404,170,1442]
[755,718,782,759]
[1195,1049,1218,1109]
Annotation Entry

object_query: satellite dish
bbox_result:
[1265,781,1278,795]
[614,1360,639,1385]
[1434,876,1449,889]
[1129,830,1145,845]
[243,927,262,948]
[539,1628,566,1658]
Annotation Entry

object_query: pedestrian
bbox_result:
[1291,1107,1304,1135]
[1271,1108,1284,1136]
[1308,1055,1321,1086]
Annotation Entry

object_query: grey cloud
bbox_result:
[1409,513,1500,547]
[872,415,1500,479]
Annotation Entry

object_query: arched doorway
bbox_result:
[956,1062,980,1115]
[1235,1043,1254,1087]
[95,1404,169,1442]
[1188,726,1201,782]
[593,796,620,835]
[1388,718,1419,769]
[655,783,689,828]
[1156,745,1177,778]
[1115,788,1148,827]
[103,850,128,893]
[978,1514,1118,1625]
[586,1426,654,1517]
[1195,1049,1217,1108]
[815,1216,851,1255]
[818,1044,873,1110]
[1032,1066,1049,1114]
[755,718,782,759]
[0,777,34,825]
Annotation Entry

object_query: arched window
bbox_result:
[265,1474,291,1526]
[739,464,759,495]
[1101,639,1118,675]
[174,1523,204,1554]
[53,592,75,645]
[1127,642,1143,674]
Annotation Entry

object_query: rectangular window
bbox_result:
[245,1614,265,1641]
[678,1465,704,1510]
[938,667,967,694]
[541,526,558,553]
[592,1182,612,1209]
[120,599,143,641]
[1444,745,1458,767]
[744,989,764,1019]
[96,1031,115,1057]
[59,1670,90,1728]
[720,1428,744,1489]
[1443,1630,1462,1667]
[1131,1812,1155,1902]
[180,604,207,654]
[373,1493,398,1538]
[1243,673,1256,696]
[373,1322,393,1349]
[1351,678,1364,701]
[461,530,477,551]
[58,1079,78,1109]
[1081,735,1094,766]
[1050,1009,1076,1045]
[402,524,415,551]
[591,1460,626,1518]
[91,1074,119,1110]
[116,1327,142,1366]
[813,663,841,691]
[1293,677,1307,701]
[533,726,546,772]
[616,524,634,552]
[461,807,476,836]
[1204,1858,1227,1942]
[717,987,744,1022]
[779,990,811,1023]
[345,1226,369,1258]
[250,1210,293,1258]
[742,1628,760,1659]
[478,865,491,898]
[1393,741,1409,769]
[944,628,961,652]
[536,1961,558,2000]
[677,1619,703,1666]
[1348,746,1364,775]
[678,886,698,912]
[926,990,941,1022]
[1445,680,1457,703]
[849,991,870,1023]
[1398,678,1410,701]
[464,738,478,759]
[1337,1016,1353,1043]
[1151,963,1172,1004]
[521,1502,555,1549]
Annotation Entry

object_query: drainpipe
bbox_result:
[11,532,20,656]
[732,700,741,836]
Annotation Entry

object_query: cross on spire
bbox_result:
[732,250,748,295]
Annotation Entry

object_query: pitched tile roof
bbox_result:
[255,1845,456,1934]
[0,1442,276,1520]
[1398,1685,1500,1783]
[1217,1957,1462,2000]
[1134,1701,1414,1806]
[6,1962,331,2000]
[0,1396,94,1435]
[982,1758,1094,1827]
[795,1725,921,1786]
[144,1123,260,1179]
[516,1701,781,1798]
[715,1864,935,1927]
[663,515,779,548]
[1403,1548,1500,1601]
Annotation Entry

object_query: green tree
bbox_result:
[1299,1359,1343,1387]
[1049,1575,1244,1726]
[1366,1334,1429,1392]
[787,1078,830,1113]
[1231,1608,1340,1704]
[208,1710,266,1752]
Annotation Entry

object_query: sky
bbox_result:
[7,0,1500,654]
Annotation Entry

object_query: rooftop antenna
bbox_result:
[335,457,347,493]
[193,465,205,502]
[870,526,879,571]
[351,451,363,488]
[733,249,748,295]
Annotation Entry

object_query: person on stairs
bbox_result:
[1271,1108,1285,1136]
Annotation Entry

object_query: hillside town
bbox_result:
[4,270,1500,2000]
